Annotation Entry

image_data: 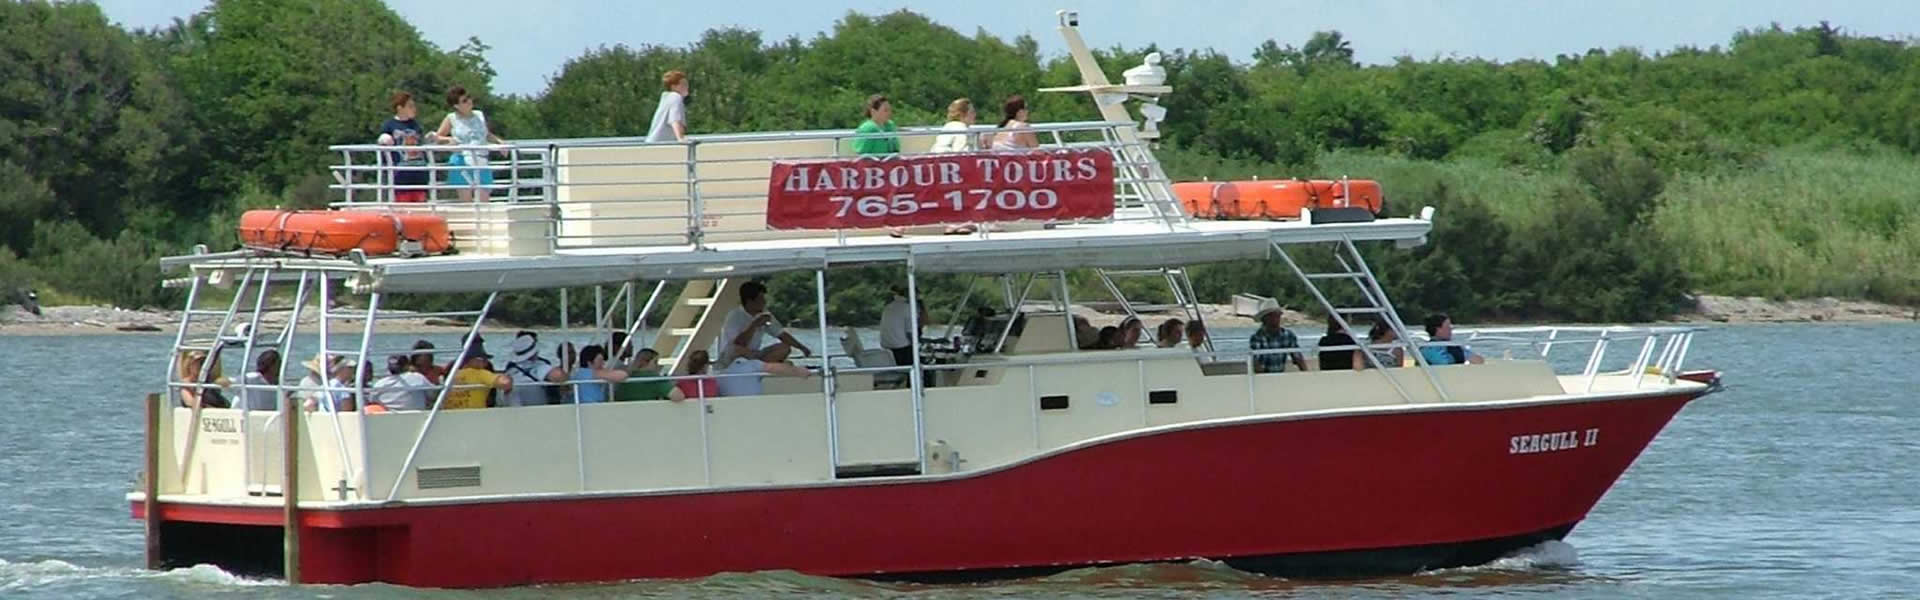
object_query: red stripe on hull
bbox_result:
[137,392,1700,587]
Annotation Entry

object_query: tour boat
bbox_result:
[130,10,1721,588]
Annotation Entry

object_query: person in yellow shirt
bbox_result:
[447,348,510,410]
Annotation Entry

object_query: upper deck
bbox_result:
[173,120,1433,292]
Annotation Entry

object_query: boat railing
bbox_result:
[324,120,1180,255]
[162,322,1700,503]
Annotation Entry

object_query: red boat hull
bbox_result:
[136,389,1704,587]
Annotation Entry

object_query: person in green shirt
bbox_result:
[850,94,899,155]
[614,348,686,402]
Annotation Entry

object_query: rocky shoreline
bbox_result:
[0,294,1912,336]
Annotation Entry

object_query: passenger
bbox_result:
[303,356,357,412]
[1316,315,1357,371]
[371,355,433,411]
[645,70,690,143]
[239,349,281,411]
[448,347,509,410]
[850,94,900,155]
[409,340,446,385]
[293,355,330,409]
[1117,316,1144,348]
[1419,313,1484,365]
[501,331,570,406]
[1073,315,1101,350]
[1155,318,1185,348]
[610,331,635,368]
[1248,300,1308,373]
[715,352,814,397]
[879,286,919,367]
[1358,320,1404,370]
[1186,320,1209,350]
[375,91,429,202]
[676,350,720,399]
[989,95,1040,151]
[569,344,631,404]
[719,281,814,366]
[1094,326,1121,350]
[615,348,686,402]
[176,350,230,409]
[929,97,978,153]
[434,85,506,202]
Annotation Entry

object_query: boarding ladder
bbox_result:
[1269,238,1450,403]
[649,279,740,376]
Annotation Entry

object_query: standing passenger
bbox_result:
[646,70,690,143]
[434,85,506,202]
[376,91,430,202]
[851,94,900,155]
[879,286,919,367]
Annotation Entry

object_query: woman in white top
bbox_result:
[990,95,1040,151]
[435,85,506,202]
[929,98,979,153]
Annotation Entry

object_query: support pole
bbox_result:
[144,392,162,570]
[281,385,301,584]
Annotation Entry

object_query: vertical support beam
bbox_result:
[905,256,928,474]
[1056,271,1077,350]
[143,392,162,570]
[814,269,838,473]
[560,287,570,332]
[281,384,301,584]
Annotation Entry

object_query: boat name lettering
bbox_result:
[1508,428,1598,454]
[200,415,240,435]
[765,149,1115,229]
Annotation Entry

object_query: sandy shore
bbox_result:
[0,294,1912,336]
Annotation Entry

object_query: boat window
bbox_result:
[1039,394,1069,410]
[1148,390,1178,405]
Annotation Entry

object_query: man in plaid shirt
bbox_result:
[1248,300,1309,373]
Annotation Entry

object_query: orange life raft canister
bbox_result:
[1174,179,1384,219]
[237,210,453,257]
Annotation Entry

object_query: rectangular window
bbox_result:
[1148,390,1178,405]
[1039,395,1069,410]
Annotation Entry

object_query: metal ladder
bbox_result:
[654,279,740,376]
[1097,128,1188,228]
[1271,238,1449,403]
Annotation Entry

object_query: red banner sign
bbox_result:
[765,149,1115,229]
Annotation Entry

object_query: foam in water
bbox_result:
[0,557,273,592]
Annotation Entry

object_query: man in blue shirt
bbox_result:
[377,91,429,202]
[1419,313,1484,366]
[1248,300,1308,373]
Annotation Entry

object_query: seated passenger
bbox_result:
[676,350,720,400]
[720,281,814,365]
[240,349,281,411]
[1316,315,1357,371]
[1073,315,1101,350]
[501,331,569,406]
[615,348,686,402]
[371,354,433,411]
[1117,316,1144,347]
[449,347,510,410]
[1155,318,1185,348]
[569,344,631,404]
[929,97,978,153]
[1094,326,1121,350]
[176,350,230,409]
[1418,313,1484,366]
[409,340,446,385]
[1248,300,1308,373]
[1186,320,1209,350]
[989,95,1040,150]
[303,356,358,412]
[715,355,812,397]
[1358,320,1404,370]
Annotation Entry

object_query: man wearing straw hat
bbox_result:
[1248,298,1308,373]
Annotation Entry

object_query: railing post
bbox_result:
[686,141,703,248]
[282,383,301,584]
[905,257,928,474]
[144,392,163,570]
[546,143,560,253]
[815,269,838,474]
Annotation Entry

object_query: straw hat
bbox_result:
[1253,298,1285,321]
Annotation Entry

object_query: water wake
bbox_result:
[0,557,272,592]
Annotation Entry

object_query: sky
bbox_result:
[94,0,1920,96]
